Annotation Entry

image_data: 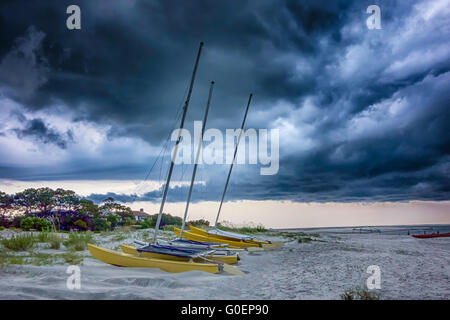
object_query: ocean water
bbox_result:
[283,224,450,236]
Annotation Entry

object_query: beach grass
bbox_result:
[0,250,84,266]
[267,231,322,243]
[111,233,128,242]
[1,234,36,251]
[217,222,268,234]
[49,236,62,249]
[163,224,180,231]
[297,237,313,243]
[63,232,95,251]
[340,287,381,300]
[61,252,84,265]
[29,253,56,266]
[36,232,64,249]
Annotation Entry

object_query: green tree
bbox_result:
[35,187,56,213]
[99,198,133,224]
[79,199,99,217]
[15,188,38,214]
[0,191,13,215]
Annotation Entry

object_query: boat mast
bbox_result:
[152,42,204,243]
[213,93,253,227]
[179,81,215,239]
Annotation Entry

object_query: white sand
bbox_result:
[0,229,449,299]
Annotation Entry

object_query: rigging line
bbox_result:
[214,93,253,227]
[132,83,189,202]
[131,111,182,203]
[153,42,204,243]
[130,142,167,203]
[141,114,181,190]
[159,99,186,177]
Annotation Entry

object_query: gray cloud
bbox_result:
[0,26,49,101]
[0,0,449,203]
[13,118,72,149]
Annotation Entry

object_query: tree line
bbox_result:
[0,187,134,231]
[0,187,210,232]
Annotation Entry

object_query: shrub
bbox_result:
[10,217,22,228]
[20,216,51,231]
[89,217,110,232]
[1,234,36,251]
[20,217,35,231]
[0,226,5,231]
[140,218,154,229]
[159,213,182,228]
[138,213,182,229]
[123,217,135,226]
[106,214,119,228]
[0,215,10,228]
[74,219,88,230]
[35,217,52,231]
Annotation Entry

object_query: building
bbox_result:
[132,208,151,221]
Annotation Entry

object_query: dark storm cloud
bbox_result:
[0,25,49,101]
[0,0,449,202]
[13,118,71,149]
[0,0,355,136]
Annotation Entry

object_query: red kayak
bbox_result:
[412,232,450,239]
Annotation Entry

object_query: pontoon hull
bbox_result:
[120,244,239,264]
[174,227,261,248]
[188,226,284,249]
[88,244,220,274]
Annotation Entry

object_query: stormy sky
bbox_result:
[0,0,449,207]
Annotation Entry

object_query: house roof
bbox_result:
[132,209,151,217]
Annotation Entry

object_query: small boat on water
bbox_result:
[412,232,450,239]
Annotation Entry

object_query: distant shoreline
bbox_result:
[275,223,450,232]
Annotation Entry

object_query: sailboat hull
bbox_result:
[189,226,284,249]
[88,244,220,274]
[120,244,239,264]
[174,227,261,248]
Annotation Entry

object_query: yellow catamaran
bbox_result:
[89,42,243,275]
[174,91,283,250]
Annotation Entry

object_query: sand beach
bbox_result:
[1,226,449,300]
